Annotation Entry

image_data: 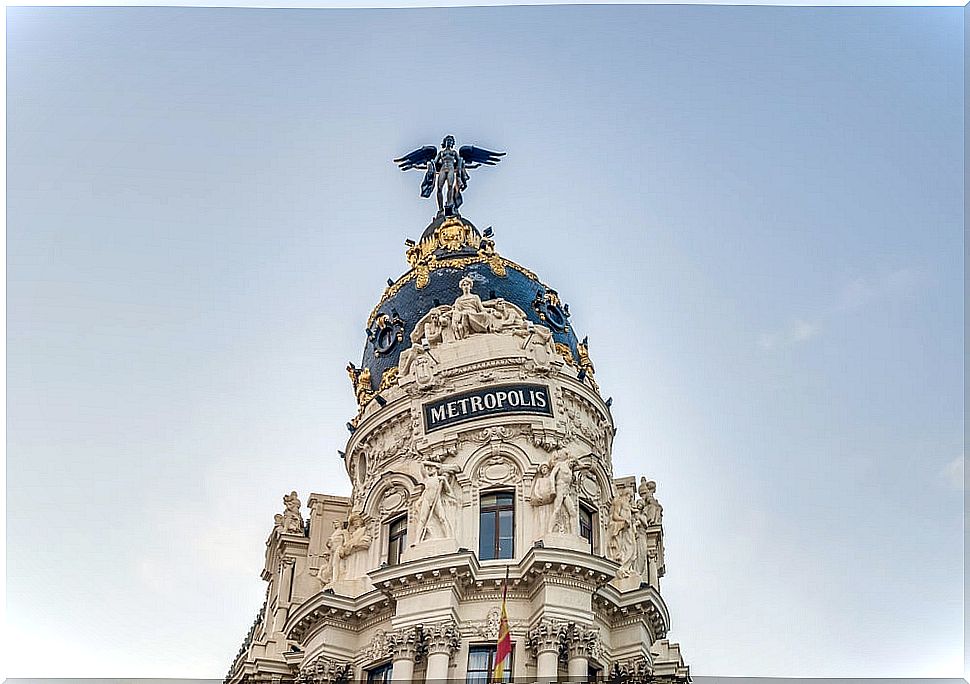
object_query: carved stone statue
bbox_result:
[323,520,349,585]
[398,280,543,387]
[639,477,663,525]
[413,458,462,543]
[340,513,373,558]
[489,298,526,332]
[451,276,492,339]
[272,514,285,535]
[394,136,505,216]
[607,487,636,576]
[282,491,305,534]
[633,498,651,577]
[530,462,556,537]
[548,452,592,534]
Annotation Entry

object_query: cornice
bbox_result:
[284,588,392,642]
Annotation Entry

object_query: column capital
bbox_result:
[527,618,567,657]
[564,623,600,660]
[296,655,351,684]
[387,626,422,661]
[610,656,652,684]
[421,620,460,657]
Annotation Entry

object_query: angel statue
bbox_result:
[394,135,505,216]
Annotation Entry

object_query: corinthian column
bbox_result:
[423,621,460,683]
[388,626,421,682]
[564,625,599,680]
[528,619,566,682]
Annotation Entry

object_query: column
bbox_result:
[388,627,420,682]
[423,621,460,683]
[528,619,565,682]
[565,625,599,681]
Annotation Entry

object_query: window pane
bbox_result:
[468,648,490,671]
[479,511,496,560]
[498,510,514,559]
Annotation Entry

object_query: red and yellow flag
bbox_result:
[492,567,512,683]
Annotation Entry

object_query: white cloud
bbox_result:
[941,455,964,490]
[757,317,819,350]
[759,268,916,351]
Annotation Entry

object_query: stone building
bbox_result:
[226,211,690,683]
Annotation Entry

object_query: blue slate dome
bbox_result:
[356,215,580,394]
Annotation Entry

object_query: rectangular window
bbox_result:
[367,662,392,684]
[387,515,407,566]
[479,491,515,561]
[466,645,512,684]
[579,502,595,553]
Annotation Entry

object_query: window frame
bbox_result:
[366,661,393,684]
[479,489,515,561]
[386,514,408,566]
[466,643,514,684]
[579,500,596,553]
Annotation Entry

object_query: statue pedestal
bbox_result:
[401,537,460,562]
[609,573,644,593]
[540,532,590,553]
[326,577,374,598]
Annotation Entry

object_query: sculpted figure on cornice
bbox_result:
[532,450,594,536]
[398,276,559,384]
[316,512,373,587]
[633,478,665,585]
[413,457,462,543]
[281,491,305,535]
[607,485,637,577]
[639,477,663,525]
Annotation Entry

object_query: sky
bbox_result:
[5,3,965,680]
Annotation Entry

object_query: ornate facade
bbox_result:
[226,211,690,683]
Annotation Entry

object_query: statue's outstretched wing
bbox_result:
[459,145,506,169]
[393,146,437,171]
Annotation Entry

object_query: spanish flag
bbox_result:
[492,566,512,683]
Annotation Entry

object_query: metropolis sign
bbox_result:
[423,383,553,432]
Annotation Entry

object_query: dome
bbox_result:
[354,215,581,396]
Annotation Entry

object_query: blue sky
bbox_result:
[6,4,964,678]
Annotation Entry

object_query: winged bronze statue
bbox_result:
[394,135,505,216]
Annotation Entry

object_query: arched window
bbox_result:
[479,490,514,560]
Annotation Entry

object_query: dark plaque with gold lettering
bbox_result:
[423,384,553,432]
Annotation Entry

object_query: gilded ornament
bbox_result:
[436,218,468,251]
[378,366,399,393]
[369,257,545,327]
[556,343,577,367]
